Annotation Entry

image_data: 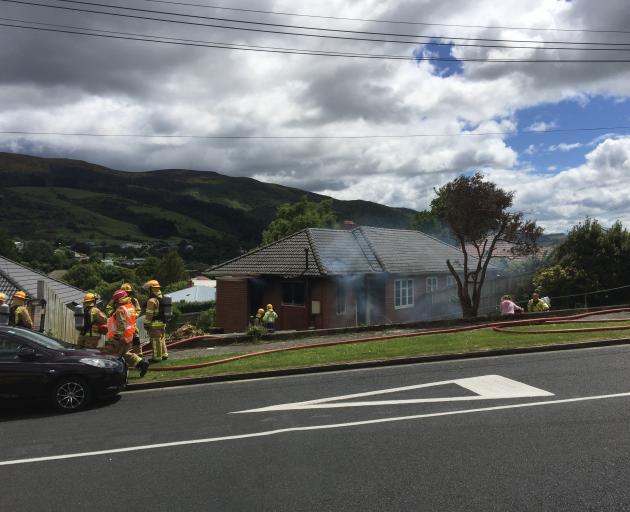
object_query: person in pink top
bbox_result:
[500,295,524,318]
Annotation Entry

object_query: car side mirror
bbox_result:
[17,346,37,361]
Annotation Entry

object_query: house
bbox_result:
[0,255,85,341]
[190,275,216,288]
[167,285,216,303]
[208,226,491,333]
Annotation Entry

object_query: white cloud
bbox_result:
[527,121,558,132]
[548,142,583,152]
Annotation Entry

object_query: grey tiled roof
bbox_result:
[210,226,480,277]
[359,227,471,274]
[0,256,85,304]
[209,230,322,277]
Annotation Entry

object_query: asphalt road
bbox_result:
[3,344,630,511]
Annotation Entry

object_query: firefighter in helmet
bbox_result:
[0,292,6,306]
[103,289,150,377]
[143,279,168,362]
[10,290,33,329]
[120,282,143,356]
[77,293,107,349]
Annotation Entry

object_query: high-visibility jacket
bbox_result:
[10,304,33,329]
[106,303,137,343]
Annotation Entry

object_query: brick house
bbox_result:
[209,226,491,333]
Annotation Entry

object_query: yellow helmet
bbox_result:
[13,290,27,300]
[266,304,273,310]
[0,292,5,302]
[121,283,134,292]
[84,292,97,304]
[144,279,161,289]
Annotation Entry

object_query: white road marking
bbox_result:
[234,375,553,412]
[124,344,630,394]
[2,390,630,467]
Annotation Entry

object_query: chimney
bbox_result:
[342,220,357,230]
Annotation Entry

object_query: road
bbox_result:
[2,344,630,511]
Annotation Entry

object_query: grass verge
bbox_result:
[130,321,630,383]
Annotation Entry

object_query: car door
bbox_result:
[0,334,53,399]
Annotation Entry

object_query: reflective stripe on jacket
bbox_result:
[106,303,137,343]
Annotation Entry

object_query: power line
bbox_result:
[6,14,630,55]
[9,21,630,62]
[140,0,630,36]
[7,0,630,48]
[3,125,630,140]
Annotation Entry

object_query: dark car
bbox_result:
[0,326,127,412]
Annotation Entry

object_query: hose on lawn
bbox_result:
[134,307,630,372]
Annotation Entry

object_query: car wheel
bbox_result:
[51,377,92,412]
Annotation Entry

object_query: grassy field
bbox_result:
[130,321,630,383]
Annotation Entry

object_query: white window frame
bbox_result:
[394,279,414,309]
[446,275,455,288]
[426,276,438,293]
[336,283,346,316]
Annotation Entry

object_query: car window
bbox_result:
[4,329,72,350]
[0,336,22,359]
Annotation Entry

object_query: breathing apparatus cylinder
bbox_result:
[74,304,85,332]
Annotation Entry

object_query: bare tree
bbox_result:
[431,172,542,318]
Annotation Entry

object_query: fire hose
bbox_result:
[135,307,630,372]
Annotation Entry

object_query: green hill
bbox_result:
[0,152,417,264]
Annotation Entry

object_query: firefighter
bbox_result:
[121,282,143,356]
[0,292,6,306]
[9,290,33,329]
[143,279,168,362]
[255,308,265,326]
[527,292,550,313]
[262,303,278,333]
[103,289,150,377]
[77,292,107,349]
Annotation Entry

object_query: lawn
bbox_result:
[129,320,630,383]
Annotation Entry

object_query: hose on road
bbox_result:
[136,307,630,372]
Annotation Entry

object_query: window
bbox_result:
[446,275,455,288]
[336,283,346,315]
[394,279,414,308]
[0,336,21,359]
[426,276,438,293]
[282,282,305,306]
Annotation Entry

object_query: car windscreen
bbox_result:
[5,328,75,350]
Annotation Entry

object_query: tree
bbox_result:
[0,229,18,260]
[431,172,542,318]
[136,256,162,283]
[261,196,337,245]
[159,251,188,287]
[62,263,104,290]
[533,219,630,306]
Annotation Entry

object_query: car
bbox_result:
[0,326,127,412]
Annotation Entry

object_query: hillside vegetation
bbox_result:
[0,152,416,263]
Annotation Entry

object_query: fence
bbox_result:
[43,284,79,344]
[414,272,534,321]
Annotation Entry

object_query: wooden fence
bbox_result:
[43,284,79,344]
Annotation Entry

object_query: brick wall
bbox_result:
[216,278,249,333]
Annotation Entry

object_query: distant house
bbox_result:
[190,276,216,288]
[208,226,498,333]
[464,240,548,264]
[167,285,216,303]
[0,256,85,341]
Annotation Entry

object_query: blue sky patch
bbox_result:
[507,96,630,173]
[414,40,463,77]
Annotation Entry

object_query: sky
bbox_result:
[3,0,630,232]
